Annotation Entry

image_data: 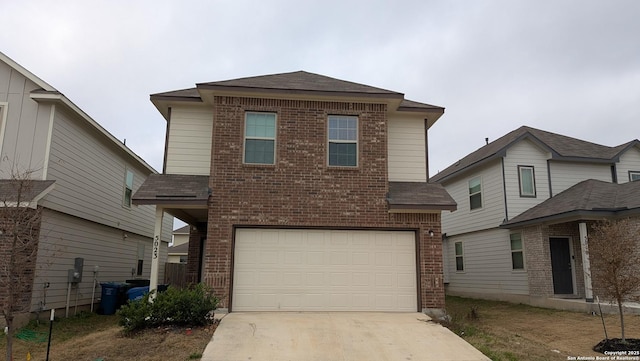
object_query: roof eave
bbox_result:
[388,203,457,212]
[150,95,203,121]
[500,208,640,229]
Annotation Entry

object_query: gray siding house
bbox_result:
[431,126,640,311]
[0,51,172,325]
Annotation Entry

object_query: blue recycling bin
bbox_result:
[126,286,149,301]
[100,282,128,315]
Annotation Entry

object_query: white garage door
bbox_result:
[233,228,417,312]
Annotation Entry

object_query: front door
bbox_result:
[549,237,573,294]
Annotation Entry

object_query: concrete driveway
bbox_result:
[201,312,489,361]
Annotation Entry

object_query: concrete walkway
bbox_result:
[201,312,490,361]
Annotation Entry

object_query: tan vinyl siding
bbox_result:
[503,139,551,219]
[549,161,612,195]
[40,108,170,239]
[387,116,426,182]
[165,106,213,175]
[616,147,640,183]
[441,160,505,235]
[31,209,168,312]
[0,60,50,179]
[444,228,529,295]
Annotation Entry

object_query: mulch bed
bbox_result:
[593,338,640,353]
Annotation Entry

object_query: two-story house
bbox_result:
[0,52,172,326]
[430,126,640,311]
[133,71,456,314]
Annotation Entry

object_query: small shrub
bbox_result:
[467,305,479,320]
[118,284,218,333]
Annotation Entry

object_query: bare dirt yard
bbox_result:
[445,296,640,361]
[2,297,639,361]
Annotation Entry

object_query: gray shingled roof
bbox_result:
[0,180,55,203]
[387,182,457,211]
[132,174,209,205]
[173,225,190,234]
[430,126,640,183]
[197,71,403,97]
[501,179,640,228]
[151,71,444,112]
[168,242,189,254]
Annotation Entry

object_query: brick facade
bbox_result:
[523,221,610,299]
[187,96,444,310]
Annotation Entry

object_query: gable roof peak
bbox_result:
[430,125,636,183]
[196,70,404,98]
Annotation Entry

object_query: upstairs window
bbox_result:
[468,176,482,210]
[510,233,525,270]
[630,171,640,182]
[454,241,464,271]
[124,169,134,207]
[328,115,358,167]
[244,112,276,164]
[518,165,536,197]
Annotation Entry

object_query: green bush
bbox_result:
[117,284,218,333]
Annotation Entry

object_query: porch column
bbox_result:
[579,222,593,302]
[149,206,164,300]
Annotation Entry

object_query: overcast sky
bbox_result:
[2,0,639,177]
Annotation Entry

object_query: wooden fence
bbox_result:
[164,263,187,289]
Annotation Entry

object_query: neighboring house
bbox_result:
[430,126,640,311]
[0,52,172,325]
[168,225,189,263]
[133,71,456,314]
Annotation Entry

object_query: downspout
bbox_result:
[424,119,429,180]
[162,107,171,174]
[547,160,553,197]
[501,158,509,221]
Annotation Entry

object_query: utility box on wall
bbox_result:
[67,257,84,283]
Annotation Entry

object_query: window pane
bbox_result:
[246,113,276,138]
[126,170,134,188]
[470,193,482,210]
[454,242,463,256]
[124,188,132,207]
[328,115,357,141]
[456,257,464,271]
[512,251,524,269]
[631,172,640,181]
[510,233,522,250]
[469,177,481,194]
[245,139,275,164]
[329,142,357,166]
[520,167,535,195]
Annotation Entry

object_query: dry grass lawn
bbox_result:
[2,297,639,361]
[445,296,640,361]
[0,313,215,361]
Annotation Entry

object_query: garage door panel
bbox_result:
[233,229,417,312]
[375,252,393,266]
[330,251,349,265]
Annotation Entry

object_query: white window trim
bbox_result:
[454,241,465,273]
[518,165,536,197]
[629,171,640,182]
[243,112,277,165]
[123,168,134,208]
[327,115,358,167]
[510,233,526,271]
[468,176,483,211]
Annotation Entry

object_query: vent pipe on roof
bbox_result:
[485,137,489,145]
